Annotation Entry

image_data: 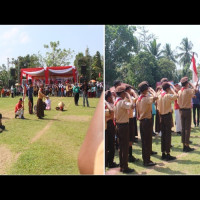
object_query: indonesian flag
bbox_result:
[191,53,198,83]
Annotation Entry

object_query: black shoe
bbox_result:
[177,132,181,136]
[185,146,195,152]
[122,167,135,174]
[166,154,176,161]
[183,146,187,152]
[144,161,156,167]
[152,132,157,136]
[15,114,18,118]
[151,151,157,155]
[128,155,139,163]
[189,141,192,144]
[108,162,119,168]
[161,153,167,160]
[134,138,138,143]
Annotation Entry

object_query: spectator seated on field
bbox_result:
[56,101,65,111]
[45,96,51,110]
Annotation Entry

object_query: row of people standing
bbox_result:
[105,77,198,174]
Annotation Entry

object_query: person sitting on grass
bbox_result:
[56,101,65,111]
[45,95,51,110]
[15,98,25,119]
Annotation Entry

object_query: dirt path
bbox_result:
[0,145,21,174]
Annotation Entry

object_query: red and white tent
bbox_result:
[20,66,78,85]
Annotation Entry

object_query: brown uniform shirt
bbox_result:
[157,93,178,115]
[114,97,132,123]
[125,97,136,118]
[136,95,154,120]
[177,88,195,109]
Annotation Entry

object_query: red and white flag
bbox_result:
[191,53,198,83]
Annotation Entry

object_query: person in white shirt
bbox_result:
[45,96,51,110]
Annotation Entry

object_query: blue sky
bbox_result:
[0,25,104,68]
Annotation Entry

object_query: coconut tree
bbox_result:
[176,37,198,66]
[162,43,177,63]
[145,39,163,59]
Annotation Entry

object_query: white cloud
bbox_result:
[0,26,31,45]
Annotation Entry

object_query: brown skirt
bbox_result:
[37,98,44,118]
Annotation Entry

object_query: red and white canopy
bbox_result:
[20,66,78,84]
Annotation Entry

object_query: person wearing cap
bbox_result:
[178,76,198,152]
[124,84,139,163]
[105,90,119,169]
[157,82,178,161]
[136,81,158,167]
[45,95,51,110]
[56,101,65,111]
[114,85,135,173]
[15,98,25,119]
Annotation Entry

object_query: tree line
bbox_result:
[105,25,199,89]
[0,41,103,87]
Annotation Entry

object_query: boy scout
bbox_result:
[114,85,134,173]
[136,82,158,167]
[177,77,197,152]
[157,82,178,160]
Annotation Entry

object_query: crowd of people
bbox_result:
[0,81,103,99]
[12,80,104,120]
[105,77,199,174]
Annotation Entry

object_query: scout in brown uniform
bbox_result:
[177,77,197,152]
[125,84,139,163]
[136,82,158,167]
[114,85,134,173]
[157,82,178,160]
[105,90,119,168]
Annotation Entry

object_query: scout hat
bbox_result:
[180,77,188,84]
[115,85,126,93]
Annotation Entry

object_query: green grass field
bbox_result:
[0,96,99,175]
[106,116,200,175]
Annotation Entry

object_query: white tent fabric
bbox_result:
[48,68,72,74]
[23,69,45,75]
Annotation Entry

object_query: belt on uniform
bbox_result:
[140,118,151,122]
[180,108,191,111]
[160,112,171,116]
[116,122,129,126]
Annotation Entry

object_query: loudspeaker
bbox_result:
[10,68,16,77]
[81,66,86,75]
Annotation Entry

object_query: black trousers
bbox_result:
[116,123,129,171]
[29,97,33,110]
[193,104,200,126]
[74,93,79,105]
[160,113,172,153]
[140,118,153,164]
[105,120,116,166]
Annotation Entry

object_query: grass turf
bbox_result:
[106,117,200,175]
[0,96,99,175]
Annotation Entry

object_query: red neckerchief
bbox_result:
[137,95,145,102]
[105,105,108,109]
[114,97,122,106]
[181,87,186,92]
[161,91,166,97]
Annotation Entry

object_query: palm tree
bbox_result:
[176,37,198,66]
[146,39,163,59]
[162,43,177,63]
